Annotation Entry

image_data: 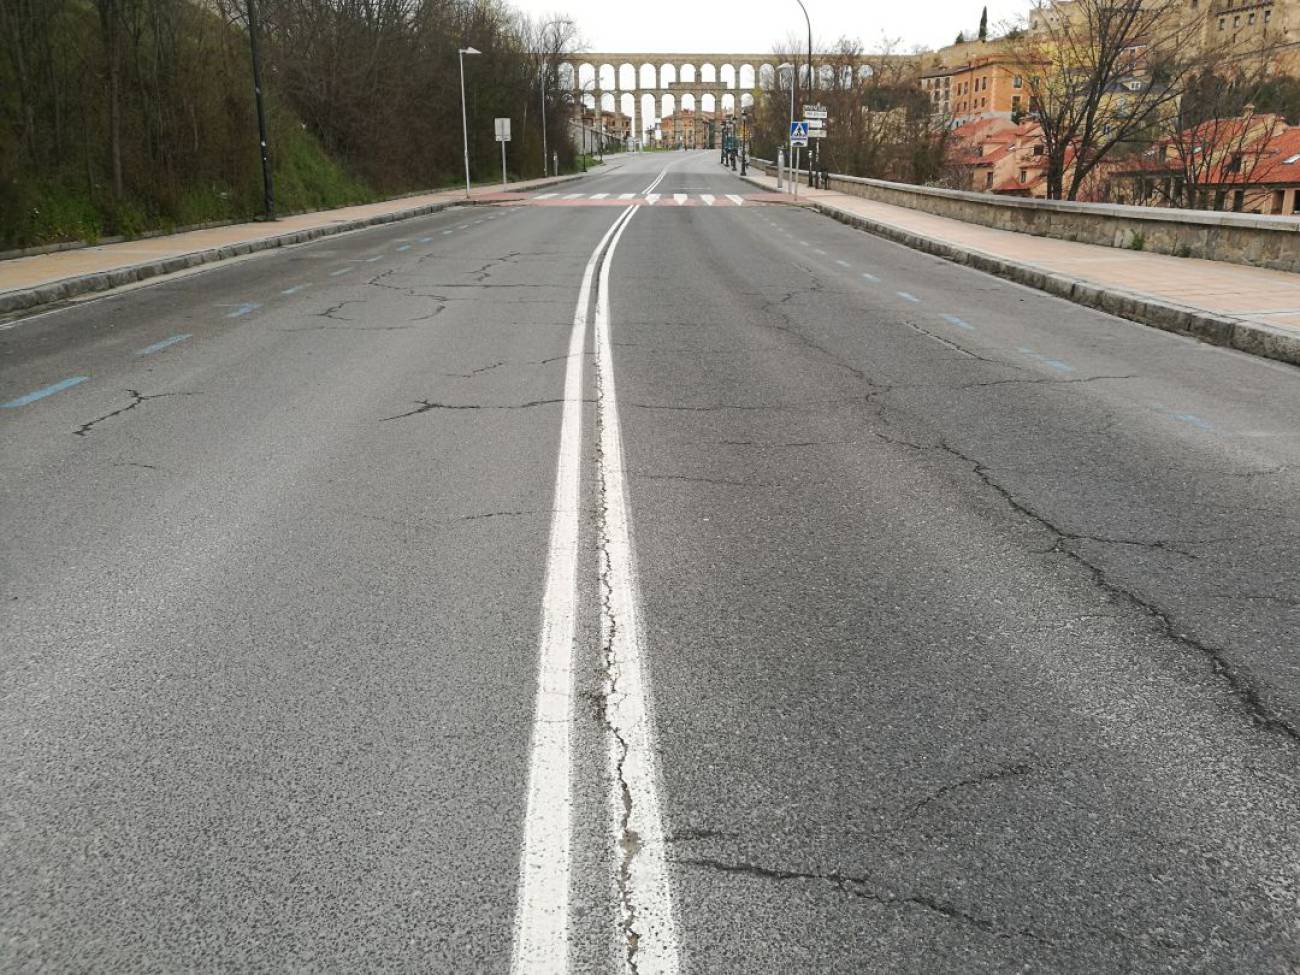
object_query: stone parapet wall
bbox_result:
[754,160,1300,273]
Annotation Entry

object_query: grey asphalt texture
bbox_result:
[2,151,1298,972]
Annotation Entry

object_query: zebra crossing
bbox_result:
[526,191,754,207]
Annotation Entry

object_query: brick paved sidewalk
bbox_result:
[747,171,1300,335]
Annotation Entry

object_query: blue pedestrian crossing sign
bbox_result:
[790,121,809,146]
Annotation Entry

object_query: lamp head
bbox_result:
[460,46,481,55]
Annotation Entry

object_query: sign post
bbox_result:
[789,122,809,198]
[494,118,512,188]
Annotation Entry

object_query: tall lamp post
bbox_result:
[793,0,813,115]
[793,0,814,187]
[458,46,480,198]
[246,0,274,220]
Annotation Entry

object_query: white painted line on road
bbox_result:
[726,194,744,206]
[836,259,851,267]
[225,301,263,315]
[396,244,411,252]
[862,272,880,283]
[897,291,920,303]
[281,284,310,295]
[591,193,610,199]
[510,204,639,975]
[941,314,975,331]
[701,194,716,206]
[562,193,585,200]
[442,230,455,235]
[328,268,351,277]
[594,209,681,975]
[619,193,637,200]
[646,194,662,206]
[642,163,674,195]
[535,193,559,199]
[673,193,688,206]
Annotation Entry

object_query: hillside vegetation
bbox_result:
[0,0,580,249]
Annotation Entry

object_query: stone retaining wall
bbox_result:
[754,160,1300,273]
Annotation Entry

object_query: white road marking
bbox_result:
[510,205,640,974]
[535,193,559,199]
[642,163,673,195]
[591,193,610,200]
[646,194,661,206]
[897,291,920,303]
[593,209,681,975]
[701,194,716,206]
[726,194,744,206]
[673,193,688,206]
[619,193,637,200]
[563,193,585,200]
[862,272,880,282]
[836,259,850,267]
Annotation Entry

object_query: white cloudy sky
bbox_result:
[517,0,1031,54]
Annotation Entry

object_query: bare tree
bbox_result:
[1011,0,1208,200]
[1158,58,1287,208]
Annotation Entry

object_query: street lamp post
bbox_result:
[458,46,480,198]
[246,0,274,220]
[793,0,814,190]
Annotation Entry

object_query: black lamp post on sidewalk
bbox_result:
[246,0,275,221]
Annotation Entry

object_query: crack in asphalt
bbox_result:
[905,762,1043,819]
[442,360,506,378]
[754,275,869,381]
[316,298,366,321]
[676,857,1053,945]
[930,438,1300,744]
[73,389,196,437]
[380,398,573,421]
[594,340,644,975]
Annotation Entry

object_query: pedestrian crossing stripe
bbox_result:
[522,192,755,208]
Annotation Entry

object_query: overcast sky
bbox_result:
[517,0,1031,54]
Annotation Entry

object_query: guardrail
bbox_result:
[751,159,1300,273]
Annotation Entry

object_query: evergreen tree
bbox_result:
[956,31,966,44]
[979,6,988,40]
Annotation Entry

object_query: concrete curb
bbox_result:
[0,173,586,317]
[741,174,1300,370]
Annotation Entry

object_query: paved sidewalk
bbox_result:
[0,170,598,314]
[745,170,1300,363]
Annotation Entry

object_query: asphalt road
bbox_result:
[3,150,1298,973]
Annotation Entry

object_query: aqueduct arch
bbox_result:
[553,50,907,148]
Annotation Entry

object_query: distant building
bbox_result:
[1111,114,1300,213]
[920,42,1042,125]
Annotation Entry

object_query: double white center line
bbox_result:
[511,206,679,975]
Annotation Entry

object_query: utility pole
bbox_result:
[458,47,480,198]
[246,0,274,221]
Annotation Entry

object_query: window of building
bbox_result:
[1248,12,1255,23]
[1013,75,1022,88]
[1219,16,1226,28]
[1033,144,1043,156]
[1233,15,1240,26]
[986,171,994,188]
[1265,9,1271,21]
[1020,168,1028,181]
[1012,95,1021,110]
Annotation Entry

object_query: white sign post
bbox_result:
[495,118,511,188]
